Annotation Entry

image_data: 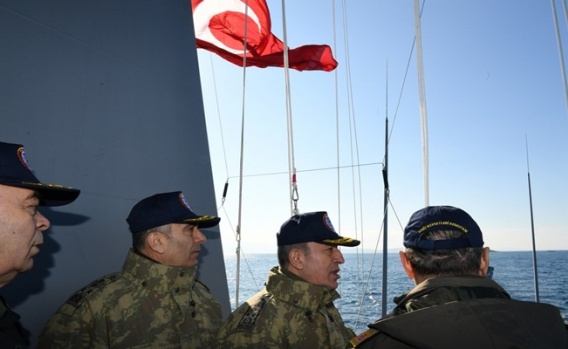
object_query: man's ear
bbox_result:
[399,251,416,281]
[479,247,490,276]
[146,231,166,254]
[288,248,304,270]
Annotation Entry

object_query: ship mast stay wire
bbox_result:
[231,0,252,309]
[206,33,262,309]
[349,0,429,327]
[551,0,568,118]
[207,0,426,315]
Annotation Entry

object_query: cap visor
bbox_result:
[184,216,221,228]
[15,182,80,207]
[322,237,360,247]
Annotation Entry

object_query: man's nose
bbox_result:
[36,210,51,231]
[334,248,345,264]
[195,228,207,243]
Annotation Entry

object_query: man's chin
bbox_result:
[23,260,35,272]
[186,259,199,268]
[325,280,339,289]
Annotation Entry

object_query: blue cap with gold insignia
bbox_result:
[403,205,484,250]
[277,211,360,247]
[0,142,80,206]
[127,191,220,233]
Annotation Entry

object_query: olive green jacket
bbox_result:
[348,276,568,349]
[38,249,222,348]
[217,266,355,349]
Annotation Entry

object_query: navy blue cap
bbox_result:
[0,142,80,206]
[403,206,484,250]
[127,191,220,233]
[277,211,360,247]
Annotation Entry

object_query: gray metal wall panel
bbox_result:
[0,0,230,345]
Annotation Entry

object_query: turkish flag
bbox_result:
[191,0,338,72]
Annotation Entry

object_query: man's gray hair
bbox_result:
[277,242,311,268]
[132,224,172,250]
[403,229,483,278]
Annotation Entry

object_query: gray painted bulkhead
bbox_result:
[0,0,230,345]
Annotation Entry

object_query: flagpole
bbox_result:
[413,0,429,206]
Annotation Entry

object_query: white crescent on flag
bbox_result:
[191,0,338,71]
[193,0,262,55]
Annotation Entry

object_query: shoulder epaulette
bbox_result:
[348,328,380,348]
[66,273,121,308]
[235,294,269,331]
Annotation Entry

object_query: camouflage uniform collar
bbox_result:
[266,266,340,311]
[124,249,197,295]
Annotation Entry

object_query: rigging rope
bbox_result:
[348,0,431,326]
[279,0,300,216]
[342,0,377,295]
[205,47,234,209]
[226,162,383,179]
[341,0,363,264]
[332,0,342,232]
[233,0,252,309]
[221,206,261,292]
[205,0,424,322]
[208,55,230,188]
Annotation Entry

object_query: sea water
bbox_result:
[224,250,568,334]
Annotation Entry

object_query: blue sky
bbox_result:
[196,1,568,256]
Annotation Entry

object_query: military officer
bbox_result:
[37,191,223,348]
[347,206,568,348]
[0,142,80,348]
[217,211,359,349]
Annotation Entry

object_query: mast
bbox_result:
[413,0,430,206]
[380,65,390,317]
[381,115,389,317]
[551,0,568,118]
[526,137,540,302]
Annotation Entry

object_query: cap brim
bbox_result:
[322,237,360,247]
[13,182,80,207]
[184,215,221,228]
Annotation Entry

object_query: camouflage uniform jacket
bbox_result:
[217,266,355,349]
[37,249,223,349]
